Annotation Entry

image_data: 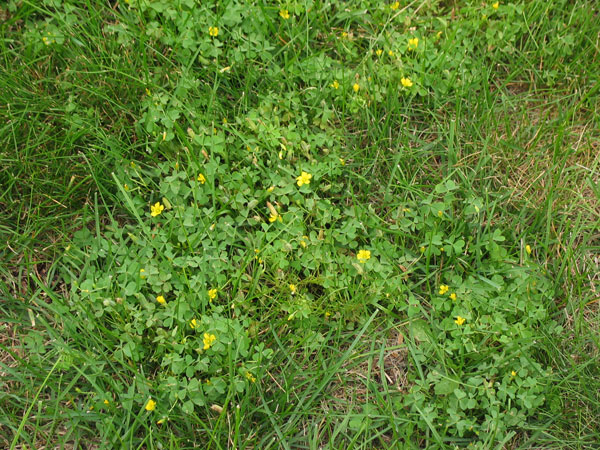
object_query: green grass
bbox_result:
[1,0,599,448]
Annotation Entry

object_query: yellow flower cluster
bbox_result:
[209,26,219,37]
[454,316,466,326]
[296,171,312,187]
[208,288,218,301]
[150,202,164,217]
[203,333,216,350]
[357,249,371,263]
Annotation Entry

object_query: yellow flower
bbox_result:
[388,50,394,56]
[339,158,345,166]
[269,213,280,223]
[208,288,218,300]
[197,173,206,184]
[420,246,426,253]
[331,80,339,89]
[454,316,466,326]
[209,26,219,37]
[300,236,308,248]
[145,399,156,411]
[150,202,164,217]
[157,295,166,305]
[525,244,532,255]
[437,31,443,39]
[353,83,360,93]
[439,284,449,295]
[401,77,413,87]
[157,418,166,425]
[190,319,198,329]
[139,268,146,279]
[511,370,517,377]
[437,210,443,217]
[203,333,216,350]
[390,1,400,10]
[267,186,275,192]
[492,1,499,9]
[245,372,256,383]
[296,171,312,187]
[357,249,371,263]
[408,37,419,50]
[289,284,297,295]
[449,293,457,301]
[103,399,110,405]
[124,183,129,191]
[279,9,290,19]
[376,49,383,56]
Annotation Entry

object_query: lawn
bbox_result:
[1,0,599,448]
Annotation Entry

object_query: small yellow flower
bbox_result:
[376,49,383,56]
[492,1,499,9]
[353,83,360,93]
[209,26,219,37]
[525,244,532,255]
[339,158,345,166]
[161,131,167,142]
[203,333,216,350]
[449,293,457,301]
[420,246,426,253]
[388,50,394,56]
[103,399,110,405]
[140,268,146,279]
[331,80,339,89]
[150,202,164,217]
[439,284,449,295]
[208,288,218,300]
[145,399,156,411]
[300,236,308,248]
[197,173,206,184]
[454,316,466,326]
[325,311,331,317]
[124,183,129,191]
[280,9,290,19]
[401,77,413,87]
[267,186,275,192]
[245,372,256,383]
[437,210,443,217]
[157,295,166,305]
[157,418,166,425]
[190,319,198,329]
[390,1,400,10]
[408,37,419,50]
[511,370,517,377]
[296,171,312,187]
[269,213,279,223]
[437,31,443,39]
[357,249,371,263]
[289,284,297,295]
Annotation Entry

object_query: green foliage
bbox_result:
[2,0,599,448]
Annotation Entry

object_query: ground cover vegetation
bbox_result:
[1,0,599,448]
